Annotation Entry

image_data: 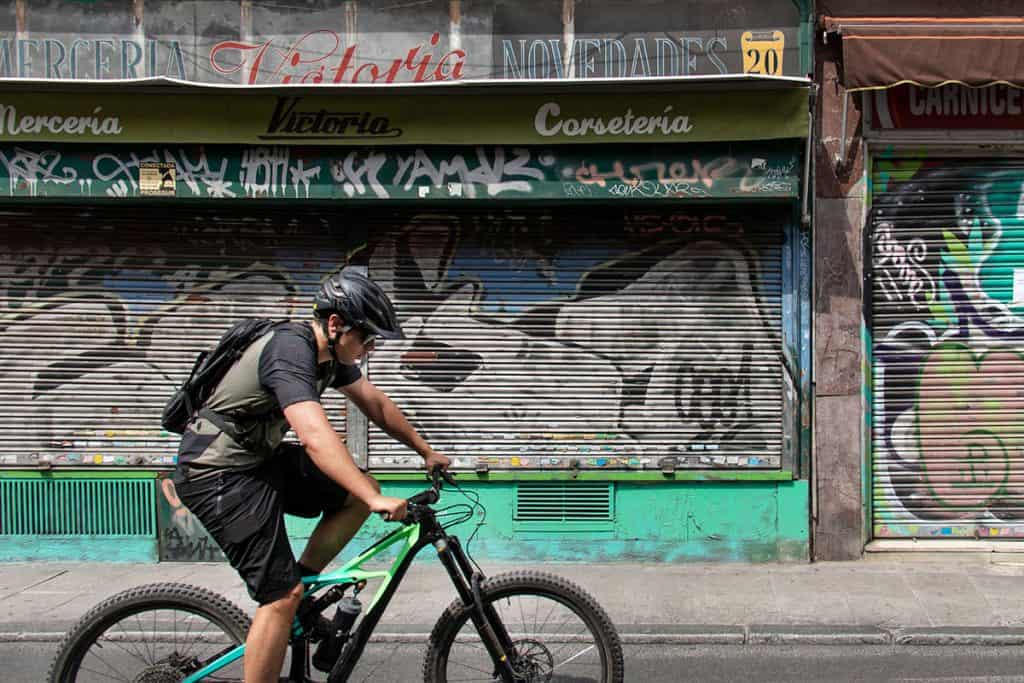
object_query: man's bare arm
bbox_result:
[283,400,405,517]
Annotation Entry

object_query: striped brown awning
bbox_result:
[823,16,1024,91]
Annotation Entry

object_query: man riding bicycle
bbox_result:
[172,267,450,683]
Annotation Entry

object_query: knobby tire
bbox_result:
[47,582,251,683]
[422,570,624,683]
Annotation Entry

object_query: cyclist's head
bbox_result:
[314,268,404,346]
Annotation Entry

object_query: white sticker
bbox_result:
[1014,268,1024,304]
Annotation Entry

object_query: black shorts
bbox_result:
[173,443,351,604]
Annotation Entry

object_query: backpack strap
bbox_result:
[198,407,269,455]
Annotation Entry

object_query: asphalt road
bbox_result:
[8,641,1024,682]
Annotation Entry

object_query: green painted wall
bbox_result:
[0,476,808,563]
[289,480,810,565]
[0,536,158,562]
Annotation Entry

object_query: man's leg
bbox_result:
[244,582,303,683]
[297,477,377,572]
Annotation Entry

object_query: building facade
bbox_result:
[0,0,813,563]
[816,0,1024,559]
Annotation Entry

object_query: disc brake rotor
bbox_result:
[510,638,554,682]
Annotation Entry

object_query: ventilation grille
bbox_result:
[0,479,156,536]
[514,483,614,522]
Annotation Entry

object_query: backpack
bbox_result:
[161,318,285,434]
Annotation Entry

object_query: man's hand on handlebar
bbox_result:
[369,494,408,522]
[422,449,451,472]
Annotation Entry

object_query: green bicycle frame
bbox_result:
[182,522,421,683]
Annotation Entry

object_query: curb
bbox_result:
[8,626,1024,646]
[893,627,1024,646]
[747,625,891,646]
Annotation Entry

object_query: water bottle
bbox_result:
[312,596,362,673]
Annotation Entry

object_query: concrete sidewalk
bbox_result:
[3,553,1024,645]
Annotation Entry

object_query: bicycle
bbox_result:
[48,469,625,682]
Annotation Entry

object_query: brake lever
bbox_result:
[430,465,456,488]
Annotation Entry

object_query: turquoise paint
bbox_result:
[286,480,810,564]
[863,320,874,544]
[0,480,808,563]
[375,470,795,482]
[0,536,157,562]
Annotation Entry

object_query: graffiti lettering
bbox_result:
[92,148,263,199]
[0,147,77,196]
[575,157,741,189]
[874,221,935,307]
[161,527,223,562]
[0,144,795,202]
[332,147,545,199]
[608,181,710,198]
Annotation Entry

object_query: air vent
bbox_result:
[0,478,156,536]
[514,482,614,522]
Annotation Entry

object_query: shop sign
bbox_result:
[0,90,809,146]
[873,84,1024,130]
[0,1,803,84]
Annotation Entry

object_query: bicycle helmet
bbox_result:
[313,268,404,358]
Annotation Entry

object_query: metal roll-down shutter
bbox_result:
[366,207,785,471]
[871,157,1024,538]
[0,205,356,468]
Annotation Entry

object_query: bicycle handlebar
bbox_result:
[401,466,454,518]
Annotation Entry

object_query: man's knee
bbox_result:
[259,581,303,613]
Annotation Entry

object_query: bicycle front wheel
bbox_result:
[47,582,251,682]
[423,570,624,683]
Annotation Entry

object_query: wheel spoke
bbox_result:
[113,619,152,666]
[553,643,596,669]
[54,589,249,683]
[436,579,618,683]
[79,650,134,682]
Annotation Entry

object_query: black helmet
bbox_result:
[313,268,404,340]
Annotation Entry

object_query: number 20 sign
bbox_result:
[742,31,784,76]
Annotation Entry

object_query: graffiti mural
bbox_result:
[871,159,1024,537]
[157,474,224,562]
[367,210,785,470]
[0,144,800,201]
[0,205,792,473]
[0,211,352,466]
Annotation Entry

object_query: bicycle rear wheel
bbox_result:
[423,570,624,682]
[48,582,251,682]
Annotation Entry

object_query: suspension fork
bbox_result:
[435,535,518,682]
[447,536,518,653]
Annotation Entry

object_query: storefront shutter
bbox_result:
[367,207,786,471]
[0,205,355,467]
[870,157,1024,538]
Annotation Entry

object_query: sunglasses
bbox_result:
[340,325,378,347]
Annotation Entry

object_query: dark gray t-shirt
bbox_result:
[178,322,361,472]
